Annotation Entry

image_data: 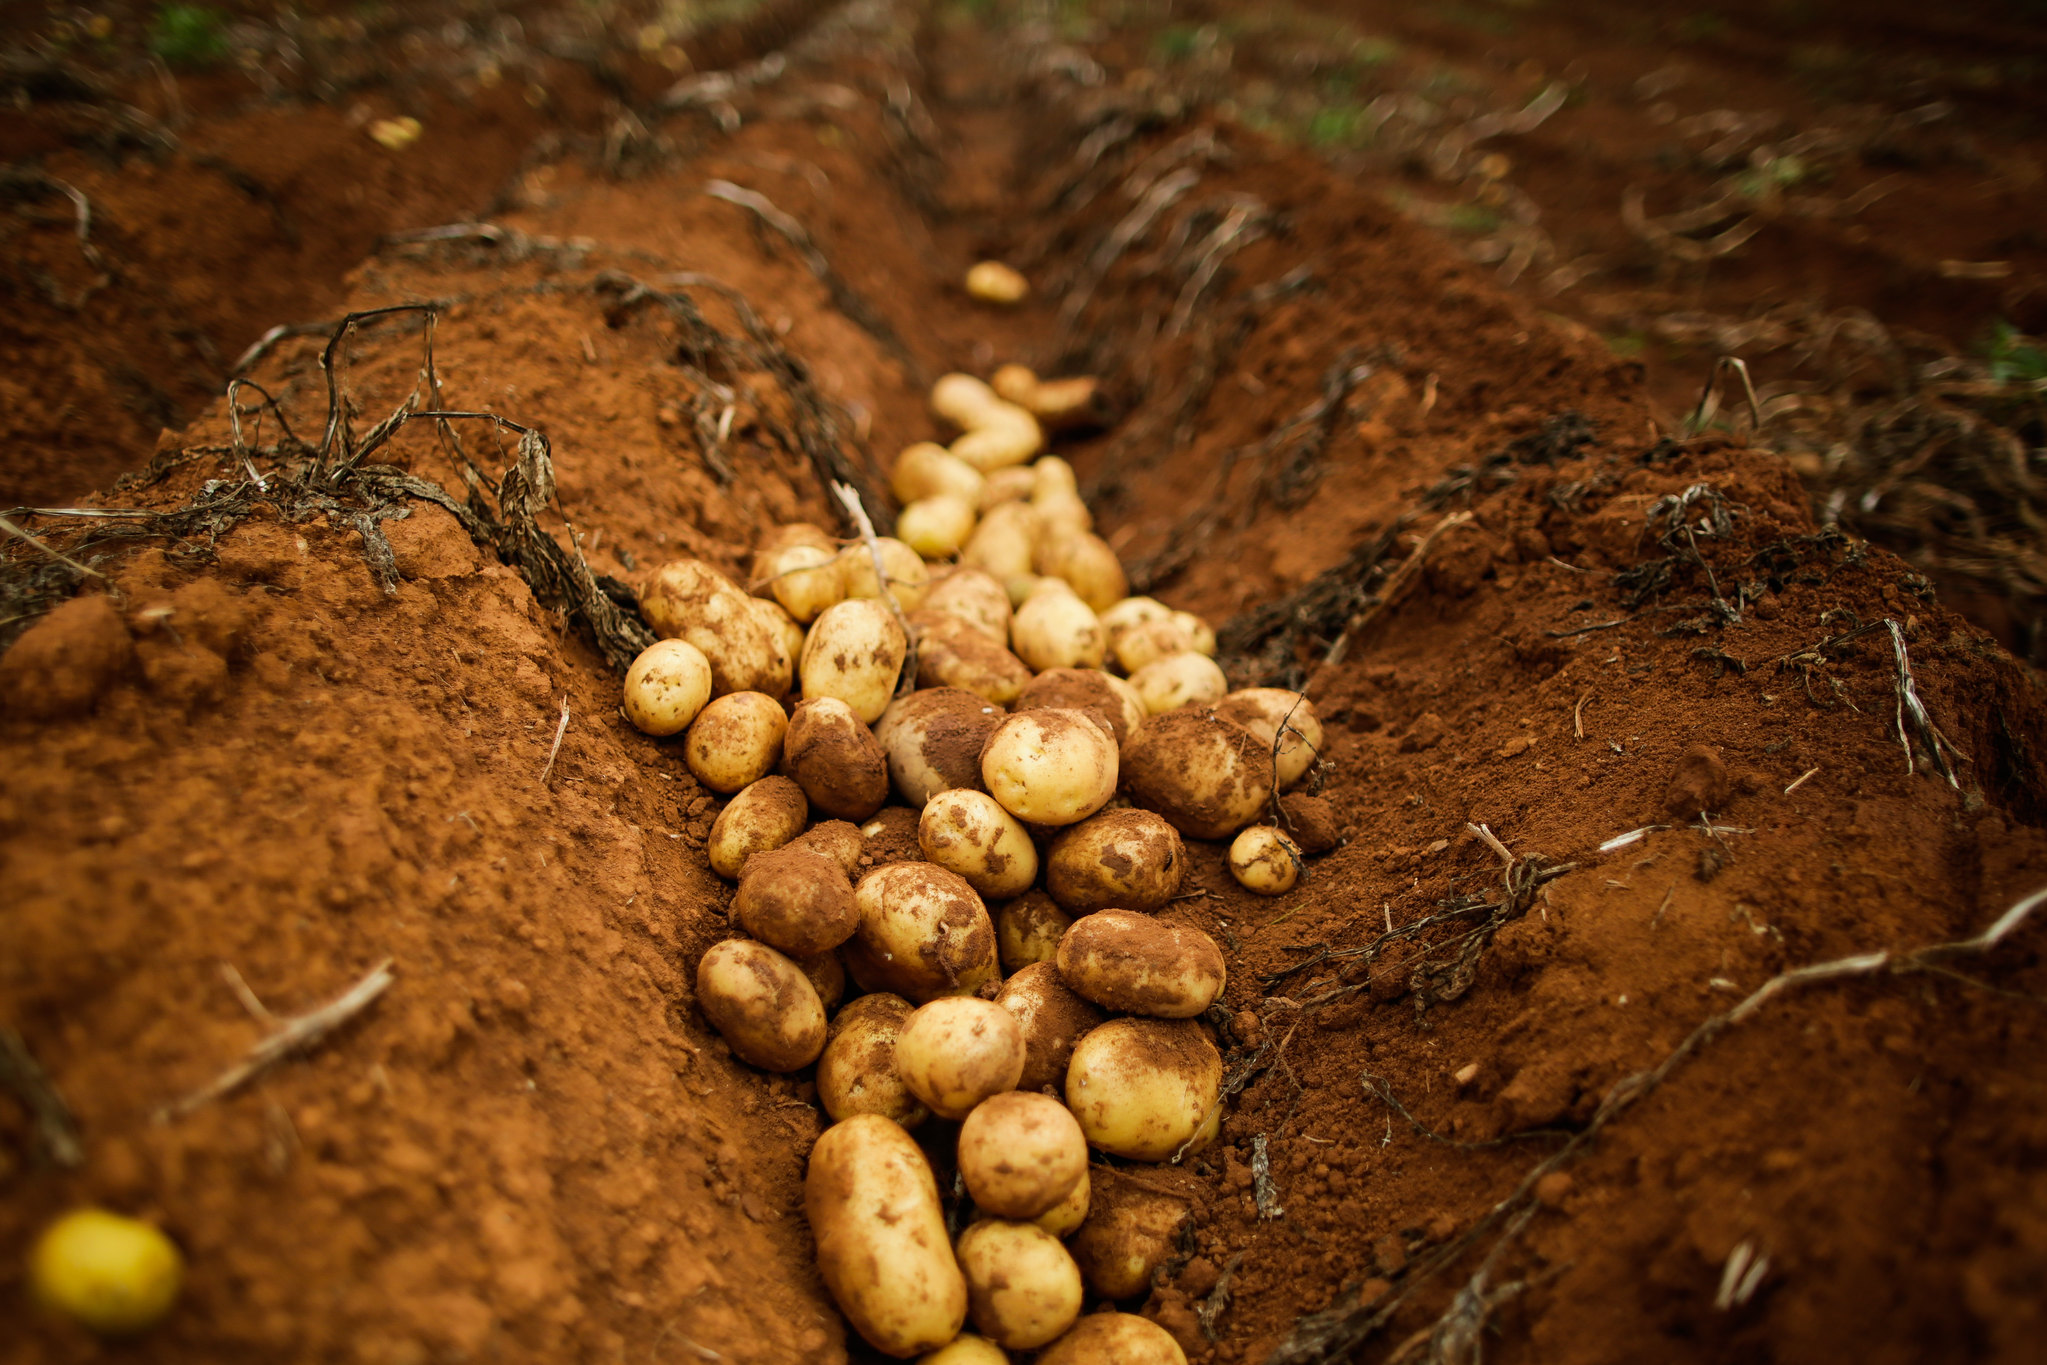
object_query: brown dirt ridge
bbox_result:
[3,3,2046,1365]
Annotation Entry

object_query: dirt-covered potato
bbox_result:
[1170,610,1215,656]
[980,708,1118,827]
[1229,825,1302,895]
[846,863,999,1002]
[922,568,1012,643]
[1057,911,1225,1019]
[732,844,859,956]
[792,818,866,873]
[895,997,1025,1119]
[1100,595,1174,642]
[899,495,979,561]
[1015,668,1142,751]
[797,949,846,1012]
[1214,688,1324,788]
[684,691,790,794]
[757,597,809,673]
[1010,585,1105,673]
[994,961,1106,1095]
[754,521,837,563]
[807,1114,967,1357]
[840,537,932,611]
[706,776,809,880]
[955,1220,1083,1349]
[894,441,987,506]
[1064,1018,1222,1162]
[961,501,1037,585]
[1067,1171,1192,1300]
[1121,708,1273,840]
[621,638,714,737]
[1110,619,1194,677]
[695,939,826,1072]
[643,558,793,699]
[818,993,928,1128]
[756,542,846,624]
[1045,809,1185,913]
[920,790,1039,901]
[860,806,927,867]
[966,260,1029,304]
[911,612,1033,706]
[785,696,889,821]
[995,894,1076,975]
[876,687,1003,807]
[801,598,908,724]
[978,465,1035,510]
[1033,531,1126,614]
[959,1091,1089,1220]
[1038,1314,1187,1365]
[1128,652,1228,715]
[919,1334,1007,1365]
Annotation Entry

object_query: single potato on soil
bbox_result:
[801,598,908,724]
[1120,708,1273,840]
[706,774,809,879]
[919,789,1038,900]
[1045,808,1185,913]
[1038,1313,1187,1365]
[876,686,1003,807]
[980,708,1118,827]
[784,696,889,820]
[845,863,999,1002]
[1228,825,1302,895]
[731,844,858,956]
[622,639,714,736]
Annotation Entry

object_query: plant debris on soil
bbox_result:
[4,2,2047,1364]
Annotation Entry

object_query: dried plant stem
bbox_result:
[831,482,917,697]
[540,696,571,785]
[0,1026,84,1166]
[1318,512,1476,672]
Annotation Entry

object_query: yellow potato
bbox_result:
[695,938,826,1072]
[1033,531,1125,614]
[840,537,932,611]
[1214,688,1325,788]
[1010,585,1105,673]
[1025,378,1102,430]
[894,441,987,506]
[1229,825,1302,895]
[1033,456,1078,500]
[923,568,1013,642]
[1056,911,1226,1019]
[785,695,890,821]
[958,1091,1088,1220]
[919,1335,1009,1365]
[895,997,1025,1120]
[995,961,1106,1095]
[1170,610,1216,656]
[965,260,1029,304]
[995,892,1075,974]
[932,373,1005,430]
[1033,1165,1090,1237]
[846,863,1000,1003]
[818,992,929,1128]
[980,708,1118,827]
[912,611,1033,706]
[1128,652,1228,715]
[1120,708,1273,839]
[807,1115,967,1356]
[961,501,1038,584]
[733,844,859,956]
[1004,573,1045,608]
[1038,1314,1187,1365]
[899,495,979,561]
[759,597,809,672]
[642,557,793,699]
[1100,596,1174,641]
[978,465,1036,510]
[920,789,1039,901]
[1067,1171,1192,1300]
[1064,1018,1222,1162]
[875,686,1003,807]
[623,638,714,736]
[1045,809,1185,913]
[955,1221,1083,1349]
[1032,491,1093,539]
[1110,620,1194,677]
[797,949,846,1013]
[991,363,1038,407]
[29,1208,182,1334]
[752,521,837,563]
[684,691,789,794]
[756,542,846,624]
[706,775,809,879]
[801,598,908,725]
[952,408,1043,472]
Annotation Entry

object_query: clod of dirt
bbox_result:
[1278,794,1341,855]
[1399,711,1447,752]
[1662,742,1733,818]
[0,594,132,720]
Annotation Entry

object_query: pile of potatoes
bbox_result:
[621,371,1330,1362]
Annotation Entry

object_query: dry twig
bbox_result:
[157,960,395,1121]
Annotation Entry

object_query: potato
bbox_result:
[951,408,1043,472]
[643,558,793,699]
[1110,620,1193,676]
[955,1221,1083,1349]
[846,863,999,1002]
[707,775,809,879]
[623,639,714,737]
[1045,809,1185,913]
[980,708,1118,827]
[1015,668,1142,751]
[995,895,1075,976]
[733,844,859,956]
[959,1091,1088,1220]
[876,687,1003,807]
[1033,531,1125,613]
[807,1115,967,1356]
[1170,610,1215,656]
[791,818,865,873]
[1100,674,1148,745]
[1128,652,1227,715]
[696,939,826,1072]
[29,1207,182,1334]
[1038,1314,1186,1365]
[1064,1018,1222,1161]
[1100,596,1174,641]
[1033,456,1078,501]
[910,614,1031,707]
[965,261,1029,304]
[797,949,847,1013]
[995,961,1107,1094]
[919,1335,1007,1365]
[922,568,1012,642]
[932,373,1005,429]
[1058,911,1225,1019]
[840,537,932,611]
[1214,688,1324,789]
[685,691,789,794]
[1034,1166,1090,1236]
[1121,708,1273,840]
[785,696,889,821]
[978,466,1035,510]
[961,502,1037,584]
[899,495,979,561]
[991,363,1039,407]
[753,521,837,563]
[818,993,928,1127]
[1067,1170,1192,1299]
[758,597,809,673]
[755,542,845,624]
[1010,586,1105,673]
[801,598,908,724]
[894,441,987,506]
[1229,826,1302,895]
[895,997,1025,1119]
[1025,378,1103,431]
[860,806,926,867]
[920,790,1038,900]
